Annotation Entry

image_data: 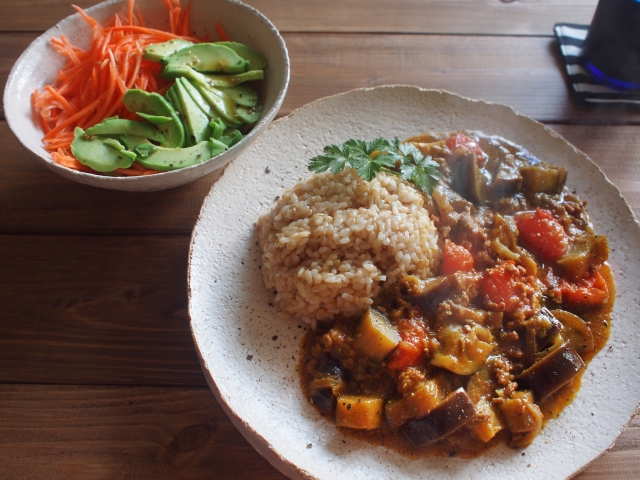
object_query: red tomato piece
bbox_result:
[555,270,609,306]
[441,239,475,275]
[387,318,427,371]
[481,260,521,313]
[446,132,487,167]
[515,208,569,263]
[387,341,423,371]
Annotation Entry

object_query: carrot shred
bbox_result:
[215,22,229,42]
[32,0,203,175]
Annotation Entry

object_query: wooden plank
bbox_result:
[0,32,34,119]
[281,33,633,125]
[0,385,287,480]
[0,235,206,386]
[1,121,639,235]
[0,122,220,235]
[0,0,598,35]
[245,0,598,35]
[0,384,636,479]
[3,32,635,124]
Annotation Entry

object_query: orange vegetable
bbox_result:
[481,260,522,313]
[31,0,201,176]
[515,208,569,263]
[440,239,475,275]
[554,270,609,306]
[387,341,422,371]
[387,317,427,371]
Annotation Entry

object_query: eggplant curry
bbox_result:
[300,131,614,456]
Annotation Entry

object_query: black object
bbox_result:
[581,0,640,90]
[554,23,640,103]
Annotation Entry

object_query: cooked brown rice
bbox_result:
[257,168,441,325]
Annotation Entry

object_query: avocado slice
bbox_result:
[209,118,243,147]
[136,113,173,125]
[216,85,259,107]
[162,64,264,87]
[191,83,243,128]
[167,68,261,127]
[135,138,228,171]
[217,42,268,70]
[172,78,213,146]
[85,118,166,144]
[144,39,194,62]
[123,89,185,148]
[71,127,136,172]
[119,135,152,151]
[180,77,218,119]
[163,43,249,74]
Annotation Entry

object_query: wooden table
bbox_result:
[1,0,639,478]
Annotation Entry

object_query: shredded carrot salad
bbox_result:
[32,0,209,176]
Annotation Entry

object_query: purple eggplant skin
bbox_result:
[516,343,585,402]
[312,388,335,413]
[408,276,454,315]
[400,388,476,447]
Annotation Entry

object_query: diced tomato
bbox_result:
[481,260,522,313]
[387,341,423,371]
[515,208,569,263]
[553,270,609,306]
[441,239,475,275]
[387,318,427,371]
[446,132,487,167]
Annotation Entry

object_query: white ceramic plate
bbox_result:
[4,0,289,191]
[188,86,640,479]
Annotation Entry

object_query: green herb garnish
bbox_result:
[308,138,442,194]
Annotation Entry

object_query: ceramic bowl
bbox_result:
[188,86,640,479]
[3,0,289,191]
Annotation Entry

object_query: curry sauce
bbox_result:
[300,131,614,457]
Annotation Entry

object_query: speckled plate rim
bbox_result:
[188,85,640,480]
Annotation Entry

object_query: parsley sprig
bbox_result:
[308,138,442,194]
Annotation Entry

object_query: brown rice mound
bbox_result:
[257,169,441,325]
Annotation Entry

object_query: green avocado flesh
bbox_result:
[71,39,265,174]
[122,90,185,148]
[71,128,136,172]
[163,43,249,74]
[217,42,268,71]
[85,118,166,144]
[135,139,227,171]
[143,39,194,62]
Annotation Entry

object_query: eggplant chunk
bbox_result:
[385,398,417,431]
[336,396,384,430]
[517,343,585,401]
[309,372,344,413]
[522,306,562,366]
[490,160,523,199]
[400,388,476,447]
[354,308,400,361]
[467,364,506,442]
[407,276,454,315]
[519,164,567,195]
[556,235,609,281]
[499,390,543,448]
[552,309,595,354]
[450,151,488,204]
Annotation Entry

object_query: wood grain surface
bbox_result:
[2,0,640,479]
[0,385,637,480]
[3,32,638,123]
[0,0,599,34]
